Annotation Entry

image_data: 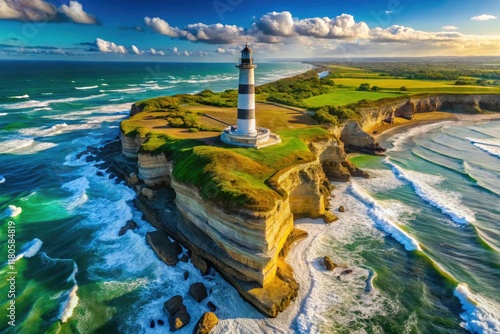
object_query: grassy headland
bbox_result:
[121,60,499,211]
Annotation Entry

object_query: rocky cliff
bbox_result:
[118,126,361,316]
[339,94,500,154]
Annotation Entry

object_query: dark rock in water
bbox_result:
[118,220,138,236]
[164,295,183,316]
[189,282,208,303]
[150,320,155,328]
[192,253,210,275]
[323,256,337,271]
[147,231,183,266]
[183,271,189,281]
[193,312,219,334]
[336,276,341,281]
[163,296,191,331]
[338,206,345,212]
[341,269,353,275]
[85,155,96,162]
[179,254,189,263]
[157,319,164,326]
[96,171,104,177]
[207,301,217,312]
[169,304,190,331]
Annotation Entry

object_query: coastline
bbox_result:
[371,111,500,143]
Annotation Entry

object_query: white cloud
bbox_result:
[184,23,246,44]
[0,0,97,24]
[59,1,96,24]
[294,14,369,39]
[470,14,497,21]
[131,45,143,55]
[442,25,459,30]
[183,50,190,56]
[255,11,295,37]
[95,38,126,54]
[385,10,394,14]
[144,17,182,37]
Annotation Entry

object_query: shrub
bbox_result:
[400,86,408,91]
[357,83,371,91]
[371,86,381,91]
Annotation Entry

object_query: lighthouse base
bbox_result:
[221,126,281,149]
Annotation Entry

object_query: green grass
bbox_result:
[304,90,404,107]
[137,127,331,212]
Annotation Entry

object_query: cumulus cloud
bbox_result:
[0,0,98,24]
[183,23,246,44]
[442,25,459,30]
[470,14,497,21]
[294,14,369,39]
[144,17,182,37]
[95,38,126,54]
[131,45,143,55]
[254,11,295,37]
[59,1,96,24]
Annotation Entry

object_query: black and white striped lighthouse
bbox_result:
[236,44,257,136]
[220,45,281,148]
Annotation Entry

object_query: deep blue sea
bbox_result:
[0,60,499,334]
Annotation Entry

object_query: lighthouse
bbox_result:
[220,45,281,149]
[236,44,257,136]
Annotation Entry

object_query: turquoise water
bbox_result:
[304,120,500,333]
[1,60,499,333]
[0,60,311,333]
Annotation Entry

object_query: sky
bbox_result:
[0,0,499,61]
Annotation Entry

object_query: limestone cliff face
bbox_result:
[121,133,146,159]
[173,180,294,287]
[339,94,500,153]
[120,129,348,289]
[138,153,172,187]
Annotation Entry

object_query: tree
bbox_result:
[357,83,371,91]
[371,86,381,91]
[400,86,408,91]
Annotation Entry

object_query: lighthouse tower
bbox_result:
[236,45,257,136]
[220,45,281,149]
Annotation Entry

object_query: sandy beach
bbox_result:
[369,111,500,143]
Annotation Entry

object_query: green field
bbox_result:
[304,90,404,107]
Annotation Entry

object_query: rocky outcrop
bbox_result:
[339,94,500,154]
[147,231,183,266]
[193,312,219,334]
[163,295,190,332]
[117,126,365,316]
[188,282,208,303]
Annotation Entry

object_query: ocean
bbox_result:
[0,60,499,334]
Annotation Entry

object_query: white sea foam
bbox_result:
[59,262,79,323]
[0,113,7,116]
[19,123,68,137]
[454,283,500,334]
[8,94,29,99]
[14,238,43,261]
[106,87,146,93]
[2,205,22,218]
[0,137,58,155]
[466,137,500,159]
[41,92,53,95]
[75,85,98,90]
[386,158,475,225]
[101,83,108,86]
[59,285,79,323]
[389,121,455,152]
[0,94,107,110]
[350,183,421,251]
[32,107,52,112]
[0,175,5,184]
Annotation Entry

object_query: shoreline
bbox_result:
[370,111,500,144]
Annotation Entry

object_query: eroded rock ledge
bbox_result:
[116,121,363,317]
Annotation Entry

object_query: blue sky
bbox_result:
[0,0,499,61]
